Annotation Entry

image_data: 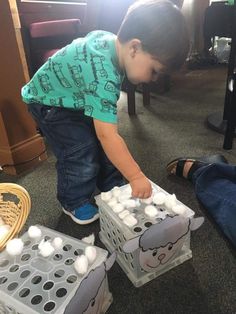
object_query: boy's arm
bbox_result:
[93,119,152,199]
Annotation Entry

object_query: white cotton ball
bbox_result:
[6,238,24,256]
[85,246,97,264]
[118,210,130,219]
[108,198,118,208]
[112,203,125,213]
[52,237,63,249]
[153,192,166,205]
[140,196,153,204]
[38,240,55,257]
[123,214,138,227]
[0,217,5,226]
[28,226,42,239]
[112,186,121,198]
[172,204,187,215]
[118,193,131,203]
[164,194,177,210]
[123,184,132,194]
[74,255,88,275]
[101,191,113,202]
[38,239,46,251]
[82,233,95,245]
[144,205,158,218]
[118,185,132,202]
[121,199,137,208]
[0,225,10,241]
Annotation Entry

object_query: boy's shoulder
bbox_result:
[83,31,116,52]
[85,30,116,41]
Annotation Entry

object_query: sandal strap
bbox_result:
[175,160,186,178]
[187,161,207,181]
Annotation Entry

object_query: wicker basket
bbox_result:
[0,183,31,251]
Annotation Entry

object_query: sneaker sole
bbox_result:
[62,207,99,225]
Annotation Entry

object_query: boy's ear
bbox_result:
[129,39,142,57]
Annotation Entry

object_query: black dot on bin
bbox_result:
[67,275,77,283]
[21,254,31,261]
[8,282,18,291]
[44,301,56,312]
[65,258,74,265]
[20,270,31,278]
[31,276,42,284]
[9,265,19,272]
[43,281,54,290]
[54,269,65,278]
[24,240,31,247]
[134,227,142,233]
[56,288,67,298]
[19,288,30,298]
[31,295,43,305]
[31,244,38,250]
[144,222,152,228]
[53,254,62,261]
[0,276,7,284]
[74,249,83,256]
[63,244,72,251]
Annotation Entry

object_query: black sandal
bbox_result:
[166,159,207,181]
[166,154,228,181]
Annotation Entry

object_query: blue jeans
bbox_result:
[192,163,236,247]
[28,103,124,211]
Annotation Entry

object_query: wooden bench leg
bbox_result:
[127,82,136,115]
[142,83,150,106]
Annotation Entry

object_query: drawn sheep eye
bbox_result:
[168,244,173,250]
[152,249,158,256]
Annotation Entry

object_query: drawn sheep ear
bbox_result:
[190,217,204,231]
[123,236,140,253]
[105,252,117,271]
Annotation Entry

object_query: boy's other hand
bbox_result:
[130,173,152,199]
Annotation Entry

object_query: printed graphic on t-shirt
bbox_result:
[22,31,123,123]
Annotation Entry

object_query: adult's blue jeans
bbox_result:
[28,103,124,211]
[192,163,236,247]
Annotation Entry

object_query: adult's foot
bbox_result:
[166,154,228,181]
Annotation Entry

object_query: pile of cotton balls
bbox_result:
[4,225,64,257]
[101,186,140,227]
[100,185,187,227]
[74,246,97,275]
[4,224,98,278]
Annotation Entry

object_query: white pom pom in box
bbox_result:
[96,182,204,288]
[0,225,115,314]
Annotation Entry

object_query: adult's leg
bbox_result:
[96,142,125,192]
[28,103,100,211]
[192,163,236,247]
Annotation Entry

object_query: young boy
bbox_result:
[22,0,189,225]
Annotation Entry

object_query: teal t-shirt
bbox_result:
[22,31,124,124]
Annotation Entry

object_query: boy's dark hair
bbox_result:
[117,0,189,71]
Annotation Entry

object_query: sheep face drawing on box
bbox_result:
[64,252,116,314]
[123,216,204,272]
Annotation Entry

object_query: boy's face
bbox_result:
[123,40,165,85]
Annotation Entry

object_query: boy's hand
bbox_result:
[130,172,152,199]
